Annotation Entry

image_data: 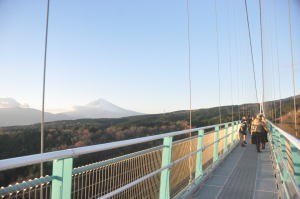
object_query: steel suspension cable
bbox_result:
[227,1,234,122]
[233,3,241,120]
[214,0,222,124]
[287,0,298,136]
[270,37,277,122]
[259,0,265,114]
[244,0,259,107]
[185,0,193,183]
[186,0,192,133]
[41,0,50,178]
[230,54,234,122]
[273,0,282,123]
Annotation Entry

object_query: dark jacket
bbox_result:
[239,120,248,134]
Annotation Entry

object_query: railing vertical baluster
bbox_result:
[270,125,275,144]
[272,129,280,163]
[234,121,238,142]
[159,136,172,199]
[275,130,282,163]
[195,129,204,181]
[280,134,288,181]
[51,158,73,199]
[224,124,228,153]
[213,126,220,163]
[291,143,300,187]
[231,122,234,146]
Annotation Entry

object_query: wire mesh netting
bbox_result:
[72,148,162,199]
[0,124,238,199]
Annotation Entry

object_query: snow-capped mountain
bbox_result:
[64,98,142,119]
[0,98,142,127]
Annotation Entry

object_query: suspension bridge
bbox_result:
[0,0,299,198]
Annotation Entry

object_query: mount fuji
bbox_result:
[0,98,143,127]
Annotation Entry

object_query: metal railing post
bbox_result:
[213,126,220,163]
[195,129,204,180]
[280,133,288,181]
[224,124,228,153]
[270,125,275,144]
[159,136,173,199]
[274,129,282,163]
[272,129,279,163]
[231,122,234,145]
[276,130,281,150]
[291,144,300,187]
[235,121,239,132]
[51,158,73,199]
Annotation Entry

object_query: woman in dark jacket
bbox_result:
[260,117,268,149]
[251,114,268,152]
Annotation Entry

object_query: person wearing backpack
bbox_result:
[251,114,268,152]
[239,116,248,147]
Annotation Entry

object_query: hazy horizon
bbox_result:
[1,95,298,115]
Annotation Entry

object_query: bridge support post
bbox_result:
[291,144,300,187]
[280,133,288,181]
[273,129,281,163]
[51,158,73,199]
[195,129,204,180]
[213,126,219,163]
[160,136,172,199]
[224,124,228,153]
[231,122,234,146]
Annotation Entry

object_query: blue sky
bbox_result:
[0,0,299,114]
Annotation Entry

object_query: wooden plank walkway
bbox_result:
[191,139,279,199]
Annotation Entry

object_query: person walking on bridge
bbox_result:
[247,115,253,134]
[239,116,248,147]
[251,114,268,152]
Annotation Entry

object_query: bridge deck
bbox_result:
[192,140,279,199]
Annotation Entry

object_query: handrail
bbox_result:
[267,120,300,149]
[99,126,238,199]
[267,120,300,198]
[0,121,236,172]
[271,142,300,196]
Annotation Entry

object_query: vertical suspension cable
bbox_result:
[228,0,234,122]
[214,0,222,124]
[287,0,298,136]
[270,36,277,123]
[237,60,241,119]
[230,54,234,122]
[244,0,259,109]
[233,3,241,120]
[186,0,192,133]
[185,0,193,183]
[273,0,282,123]
[41,0,50,178]
[268,2,277,123]
[259,0,265,114]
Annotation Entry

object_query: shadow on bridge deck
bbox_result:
[191,139,279,199]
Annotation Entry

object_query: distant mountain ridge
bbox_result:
[64,98,142,119]
[0,107,71,127]
[0,98,143,127]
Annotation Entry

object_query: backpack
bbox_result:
[251,124,257,133]
[239,121,247,133]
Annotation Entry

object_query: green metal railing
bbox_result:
[0,121,240,199]
[267,121,300,199]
